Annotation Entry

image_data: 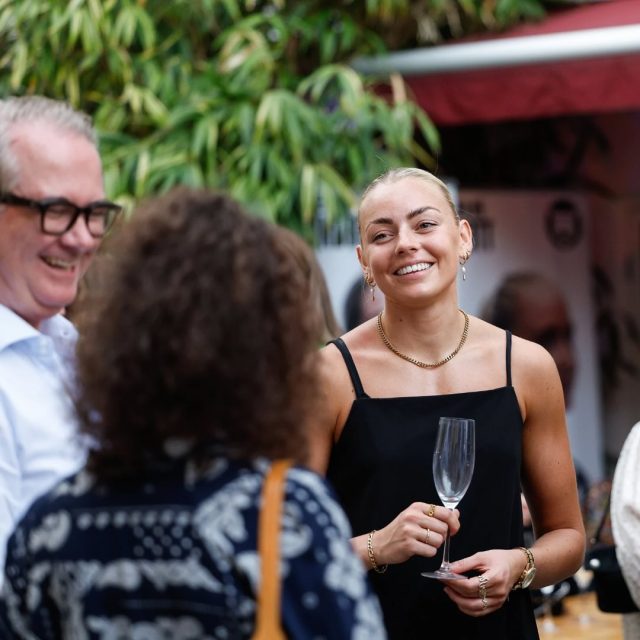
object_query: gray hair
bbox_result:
[0,96,97,192]
[359,167,459,222]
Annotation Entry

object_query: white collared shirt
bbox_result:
[0,305,86,584]
[611,420,640,638]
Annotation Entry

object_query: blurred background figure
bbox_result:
[482,271,587,500]
[0,188,384,639]
[343,275,385,332]
[611,419,640,639]
[277,226,342,343]
[482,271,576,405]
[482,271,589,610]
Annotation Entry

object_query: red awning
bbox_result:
[395,0,640,125]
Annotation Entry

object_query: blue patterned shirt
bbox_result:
[0,457,386,639]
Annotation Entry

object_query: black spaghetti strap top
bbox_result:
[327,331,539,640]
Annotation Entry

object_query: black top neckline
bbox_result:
[329,330,514,400]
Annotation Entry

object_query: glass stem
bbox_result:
[440,508,453,571]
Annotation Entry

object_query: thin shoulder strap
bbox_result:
[505,330,513,387]
[252,460,292,640]
[328,338,367,399]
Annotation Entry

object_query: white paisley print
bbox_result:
[0,458,386,639]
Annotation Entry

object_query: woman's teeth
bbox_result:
[396,263,430,276]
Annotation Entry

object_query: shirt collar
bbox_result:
[0,304,77,353]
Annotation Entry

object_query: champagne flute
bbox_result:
[422,417,475,580]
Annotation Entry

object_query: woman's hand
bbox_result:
[371,502,460,566]
[440,549,526,616]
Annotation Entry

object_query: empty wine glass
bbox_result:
[422,417,475,580]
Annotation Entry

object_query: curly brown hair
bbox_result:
[75,187,319,481]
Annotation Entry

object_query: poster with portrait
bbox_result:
[458,189,604,482]
[589,194,640,461]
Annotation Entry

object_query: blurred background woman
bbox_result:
[277,225,342,344]
[0,188,385,639]
[343,274,385,332]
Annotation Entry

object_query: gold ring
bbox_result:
[479,585,487,599]
[481,596,488,610]
[427,504,436,517]
[424,528,431,545]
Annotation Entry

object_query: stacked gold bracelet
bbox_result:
[367,530,388,574]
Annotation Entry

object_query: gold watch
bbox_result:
[512,547,536,590]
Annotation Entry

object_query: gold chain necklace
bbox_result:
[377,309,469,369]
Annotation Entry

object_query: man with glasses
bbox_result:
[0,96,121,583]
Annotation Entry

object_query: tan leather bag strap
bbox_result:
[252,459,291,640]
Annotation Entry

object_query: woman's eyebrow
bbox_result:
[365,216,393,229]
[365,206,441,231]
[407,206,440,219]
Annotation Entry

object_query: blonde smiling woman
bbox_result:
[311,168,585,639]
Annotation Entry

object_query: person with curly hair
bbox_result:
[0,188,386,639]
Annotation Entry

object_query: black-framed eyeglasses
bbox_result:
[0,193,122,238]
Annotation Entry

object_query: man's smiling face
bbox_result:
[0,120,104,328]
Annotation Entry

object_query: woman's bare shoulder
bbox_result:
[507,330,564,420]
[471,316,556,370]
[319,321,380,392]
[468,315,506,343]
[509,332,559,377]
[322,318,378,355]
[466,316,560,399]
[466,315,514,361]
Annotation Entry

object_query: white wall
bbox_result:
[317,245,363,330]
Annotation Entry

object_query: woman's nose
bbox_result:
[395,226,418,253]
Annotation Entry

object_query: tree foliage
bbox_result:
[343,0,547,48]
[0,0,546,235]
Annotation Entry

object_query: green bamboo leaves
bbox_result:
[0,0,543,235]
